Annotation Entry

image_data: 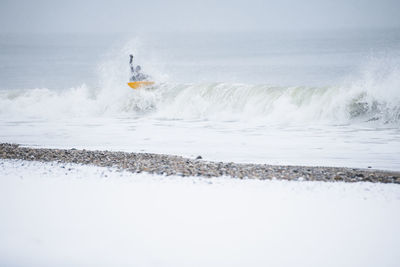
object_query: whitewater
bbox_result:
[0,30,400,169]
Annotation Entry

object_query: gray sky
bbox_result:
[0,0,399,33]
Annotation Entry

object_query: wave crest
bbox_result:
[1,81,399,126]
[1,55,399,125]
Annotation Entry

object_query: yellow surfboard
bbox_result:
[127,81,155,89]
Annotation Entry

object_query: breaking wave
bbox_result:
[0,83,399,126]
[0,56,399,126]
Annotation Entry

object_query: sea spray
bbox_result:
[1,79,399,125]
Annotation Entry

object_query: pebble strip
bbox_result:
[1,143,399,184]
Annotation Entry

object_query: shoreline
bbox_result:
[1,143,399,184]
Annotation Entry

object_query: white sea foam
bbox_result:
[1,65,399,125]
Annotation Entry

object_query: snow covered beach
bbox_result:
[1,143,400,266]
[1,158,400,267]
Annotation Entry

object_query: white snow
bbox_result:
[0,159,399,267]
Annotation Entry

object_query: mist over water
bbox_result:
[1,30,400,170]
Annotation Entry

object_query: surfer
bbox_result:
[129,55,148,82]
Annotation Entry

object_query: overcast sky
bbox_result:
[0,0,399,33]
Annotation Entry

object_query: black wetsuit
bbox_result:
[129,55,137,81]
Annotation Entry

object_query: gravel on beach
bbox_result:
[1,143,399,184]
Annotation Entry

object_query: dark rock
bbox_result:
[0,143,399,184]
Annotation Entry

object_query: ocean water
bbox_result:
[0,30,399,170]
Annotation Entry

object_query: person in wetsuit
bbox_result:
[129,55,148,81]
